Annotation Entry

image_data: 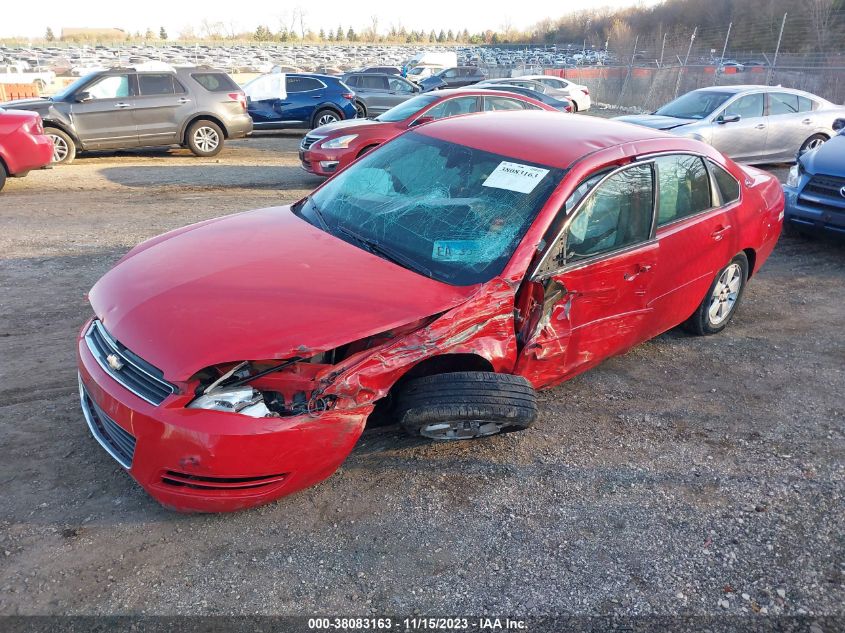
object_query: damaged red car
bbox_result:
[77,111,784,512]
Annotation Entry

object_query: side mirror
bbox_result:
[718,113,741,124]
[833,117,845,133]
[75,91,93,103]
[410,116,434,127]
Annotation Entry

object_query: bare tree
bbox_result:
[805,0,837,51]
[369,15,379,42]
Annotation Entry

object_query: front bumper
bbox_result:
[784,185,845,236]
[77,323,370,512]
[299,146,350,176]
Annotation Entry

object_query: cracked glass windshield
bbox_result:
[296,132,563,285]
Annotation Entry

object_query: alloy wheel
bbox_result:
[48,134,69,163]
[318,113,339,126]
[193,126,219,153]
[420,419,504,440]
[708,264,742,326]
[804,137,825,151]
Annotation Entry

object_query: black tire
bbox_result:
[354,101,367,119]
[799,133,827,155]
[44,127,76,165]
[571,101,578,113]
[395,371,538,441]
[683,253,749,336]
[0,161,6,192]
[186,120,224,157]
[312,108,341,129]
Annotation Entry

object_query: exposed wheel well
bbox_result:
[743,248,757,278]
[184,116,228,143]
[365,353,495,427]
[357,144,379,158]
[43,122,79,145]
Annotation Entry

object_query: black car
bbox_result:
[467,84,572,112]
[0,66,252,164]
[418,67,486,92]
[359,66,401,75]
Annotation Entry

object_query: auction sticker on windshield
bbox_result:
[482,161,550,194]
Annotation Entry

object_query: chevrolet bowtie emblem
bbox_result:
[106,354,124,371]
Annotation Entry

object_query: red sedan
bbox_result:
[78,112,783,512]
[0,107,53,192]
[299,88,556,177]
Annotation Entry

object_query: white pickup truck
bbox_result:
[0,65,56,91]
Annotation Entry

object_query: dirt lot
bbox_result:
[0,125,843,622]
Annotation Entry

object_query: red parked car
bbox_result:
[0,107,53,192]
[299,88,555,177]
[77,112,783,512]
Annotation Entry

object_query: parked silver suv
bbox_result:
[0,66,253,164]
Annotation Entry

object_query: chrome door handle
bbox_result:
[711,225,732,241]
[624,264,652,281]
[801,118,811,124]
[114,102,131,108]
[754,123,766,129]
[178,97,191,104]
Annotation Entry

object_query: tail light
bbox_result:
[228,92,247,111]
[342,92,355,101]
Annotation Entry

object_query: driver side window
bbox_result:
[724,93,764,119]
[86,75,130,99]
[425,96,479,120]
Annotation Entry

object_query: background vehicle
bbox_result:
[418,67,486,92]
[614,86,845,164]
[0,107,53,192]
[783,117,845,237]
[512,74,591,111]
[0,66,251,164]
[358,66,401,75]
[244,72,356,129]
[78,112,783,511]
[0,64,55,92]
[300,88,554,176]
[405,65,445,83]
[462,84,572,112]
[341,72,420,118]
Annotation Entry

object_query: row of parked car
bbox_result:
[0,64,843,238]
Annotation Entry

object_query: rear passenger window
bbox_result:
[798,96,815,112]
[708,161,741,205]
[360,75,388,90]
[769,92,799,115]
[191,72,239,92]
[287,76,324,93]
[138,73,179,96]
[484,96,528,111]
[654,155,711,225]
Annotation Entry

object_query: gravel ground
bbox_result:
[0,123,843,622]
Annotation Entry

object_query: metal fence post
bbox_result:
[767,12,787,86]
[618,34,640,108]
[674,26,697,99]
[714,22,732,85]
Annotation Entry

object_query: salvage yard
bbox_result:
[0,126,843,618]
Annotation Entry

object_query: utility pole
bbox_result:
[674,26,697,99]
[767,12,787,86]
[714,21,732,85]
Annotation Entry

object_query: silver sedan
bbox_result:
[614,86,845,164]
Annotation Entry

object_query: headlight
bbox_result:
[187,386,271,418]
[786,164,801,188]
[320,134,358,149]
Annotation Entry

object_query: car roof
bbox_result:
[415,110,671,169]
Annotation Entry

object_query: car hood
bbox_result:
[801,134,845,176]
[613,114,694,130]
[89,207,477,381]
[311,118,385,136]
[0,97,52,111]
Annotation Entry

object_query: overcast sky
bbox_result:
[1,0,657,38]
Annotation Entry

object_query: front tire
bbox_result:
[44,127,76,164]
[395,372,538,441]
[0,162,6,192]
[186,120,224,157]
[684,253,749,336]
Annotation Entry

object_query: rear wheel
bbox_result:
[354,101,367,119]
[799,133,827,155]
[187,120,224,157]
[395,372,538,441]
[44,127,76,164]
[0,162,6,192]
[313,108,340,128]
[684,253,749,336]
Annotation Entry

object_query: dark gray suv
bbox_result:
[342,72,420,118]
[0,66,253,164]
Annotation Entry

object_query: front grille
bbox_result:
[800,174,845,214]
[79,380,136,469]
[85,320,175,406]
[300,134,323,151]
[160,470,287,491]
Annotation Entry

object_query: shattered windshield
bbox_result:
[654,90,733,119]
[298,132,563,286]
